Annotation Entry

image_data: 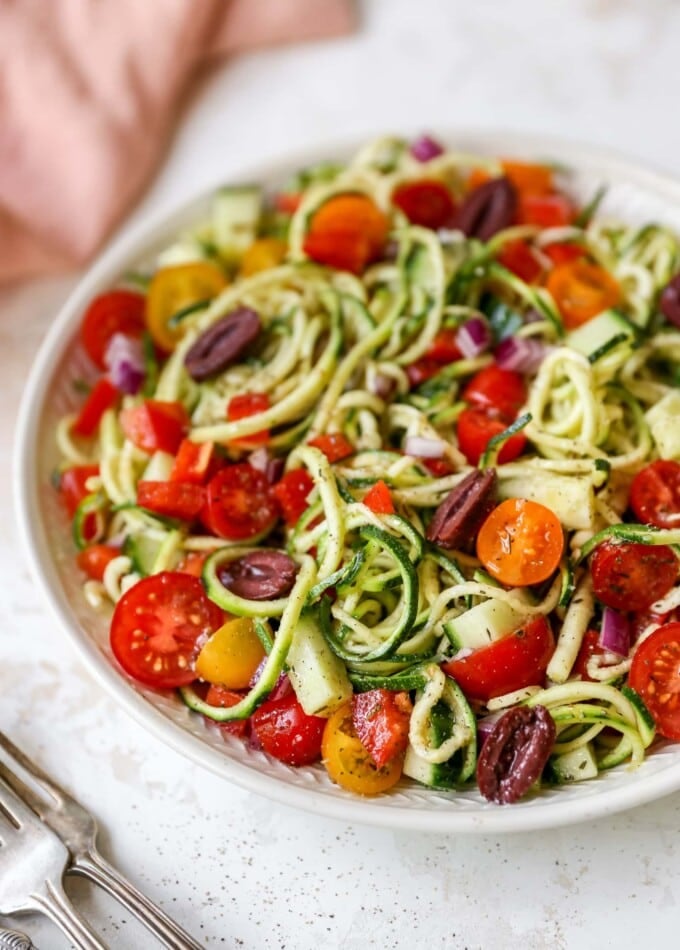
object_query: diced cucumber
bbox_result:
[287,612,352,717]
[156,236,211,267]
[498,471,595,531]
[123,533,165,576]
[645,390,680,460]
[622,686,656,748]
[443,599,525,651]
[403,680,477,789]
[141,451,175,482]
[566,309,636,361]
[212,186,262,261]
[549,743,599,783]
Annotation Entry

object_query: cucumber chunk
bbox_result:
[566,309,635,361]
[287,612,352,717]
[213,186,262,261]
[549,743,599,783]
[645,390,680,460]
[443,599,525,651]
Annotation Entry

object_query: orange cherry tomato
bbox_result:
[501,160,554,195]
[239,237,287,277]
[195,617,265,689]
[303,194,389,274]
[545,259,621,329]
[476,498,565,587]
[321,703,403,796]
[76,544,120,581]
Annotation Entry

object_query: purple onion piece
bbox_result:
[494,336,551,374]
[266,457,285,484]
[104,333,145,394]
[248,447,270,473]
[598,607,630,657]
[410,134,445,163]
[455,317,491,359]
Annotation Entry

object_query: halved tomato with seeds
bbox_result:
[629,622,680,739]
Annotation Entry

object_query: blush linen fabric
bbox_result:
[0,0,355,284]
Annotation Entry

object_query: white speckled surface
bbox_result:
[4,1,680,946]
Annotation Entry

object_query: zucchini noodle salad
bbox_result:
[55,134,680,804]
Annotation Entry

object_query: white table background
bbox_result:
[3,1,680,946]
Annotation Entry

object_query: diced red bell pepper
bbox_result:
[227,393,271,447]
[362,480,395,515]
[170,439,215,484]
[308,432,354,463]
[272,469,315,525]
[73,378,118,437]
[136,480,206,520]
[120,400,189,454]
[497,240,543,283]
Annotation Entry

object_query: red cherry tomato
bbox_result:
[119,400,189,455]
[392,179,456,229]
[110,572,224,689]
[497,240,543,283]
[226,392,271,447]
[204,685,249,737]
[456,407,527,466]
[72,378,119,437]
[462,365,527,419]
[176,552,208,578]
[308,432,355,462]
[442,616,555,702]
[630,460,680,529]
[76,544,119,581]
[629,622,680,740]
[543,243,585,267]
[136,481,206,521]
[351,689,411,768]
[362,480,395,515]
[423,457,455,477]
[303,195,388,274]
[272,469,315,526]
[518,193,574,228]
[250,693,326,766]
[274,192,302,215]
[80,290,146,369]
[590,541,678,611]
[202,464,279,540]
[169,439,216,485]
[58,465,100,517]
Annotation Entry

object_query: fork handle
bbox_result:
[71,850,202,950]
[30,879,107,950]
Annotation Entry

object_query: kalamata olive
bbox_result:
[218,550,297,600]
[659,273,680,328]
[184,307,261,381]
[476,705,556,805]
[455,178,517,241]
[426,468,497,550]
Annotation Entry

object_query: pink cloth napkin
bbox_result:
[0,0,355,284]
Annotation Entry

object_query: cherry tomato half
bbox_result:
[546,259,621,329]
[392,179,456,229]
[442,617,554,702]
[226,392,271,448]
[351,689,411,768]
[497,240,543,284]
[58,465,100,517]
[462,365,527,419]
[272,469,315,526]
[322,702,403,795]
[204,684,249,737]
[80,290,145,369]
[119,400,189,455]
[303,194,389,274]
[456,407,527,466]
[476,498,565,587]
[308,432,354,463]
[146,261,227,351]
[110,572,224,689]
[629,622,680,739]
[630,460,680,529]
[202,464,279,540]
[590,540,678,612]
[251,693,326,766]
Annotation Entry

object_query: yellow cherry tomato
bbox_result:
[194,617,265,689]
[239,237,288,277]
[321,703,403,796]
[145,261,227,350]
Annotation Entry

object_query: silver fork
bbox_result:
[0,733,202,950]
[0,777,106,949]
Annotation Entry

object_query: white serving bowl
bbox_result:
[14,131,680,833]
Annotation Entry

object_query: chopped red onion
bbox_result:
[266,457,285,484]
[410,134,444,163]
[404,435,446,459]
[477,711,504,744]
[370,373,396,399]
[599,607,630,657]
[455,317,491,359]
[495,336,551,374]
[248,447,270,473]
[104,333,145,394]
